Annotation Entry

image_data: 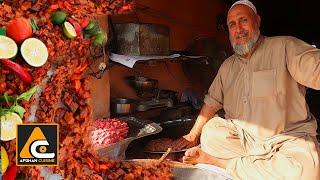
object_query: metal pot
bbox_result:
[126,76,158,93]
[111,98,136,115]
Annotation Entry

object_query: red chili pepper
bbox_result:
[3,165,17,180]
[80,17,90,29]
[67,18,82,37]
[67,17,76,25]
[0,59,33,84]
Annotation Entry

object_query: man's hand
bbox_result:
[170,104,219,150]
[171,133,199,150]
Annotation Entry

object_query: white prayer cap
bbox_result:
[229,0,257,14]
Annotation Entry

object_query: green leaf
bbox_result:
[17,86,37,101]
[0,107,7,117]
[3,93,10,104]
[31,18,39,32]
[0,27,6,36]
[0,93,16,103]
[11,105,25,118]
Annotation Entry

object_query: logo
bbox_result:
[17,124,58,166]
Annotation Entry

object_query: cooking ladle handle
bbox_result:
[156,88,161,100]
[158,148,172,164]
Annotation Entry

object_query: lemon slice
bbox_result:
[21,38,48,67]
[1,146,9,174]
[1,112,23,141]
[63,21,77,39]
[0,36,18,59]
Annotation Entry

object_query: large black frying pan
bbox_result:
[139,117,196,151]
[126,117,196,160]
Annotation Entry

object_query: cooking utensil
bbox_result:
[113,23,170,56]
[125,159,194,168]
[157,148,172,164]
[173,165,232,180]
[125,118,196,161]
[136,98,173,111]
[158,118,196,138]
[111,98,136,115]
[144,148,189,154]
[126,76,158,93]
[124,159,231,180]
[157,105,194,122]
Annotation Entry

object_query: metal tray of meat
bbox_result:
[96,116,162,160]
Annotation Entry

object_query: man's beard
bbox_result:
[231,29,260,56]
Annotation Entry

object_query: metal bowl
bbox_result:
[96,117,162,160]
[124,159,232,180]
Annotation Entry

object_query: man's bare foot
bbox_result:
[182,146,227,168]
[182,146,210,164]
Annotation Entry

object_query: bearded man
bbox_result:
[172,0,320,179]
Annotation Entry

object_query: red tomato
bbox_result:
[6,17,33,44]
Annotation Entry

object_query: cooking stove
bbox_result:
[136,98,173,112]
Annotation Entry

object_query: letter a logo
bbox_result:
[20,127,46,158]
